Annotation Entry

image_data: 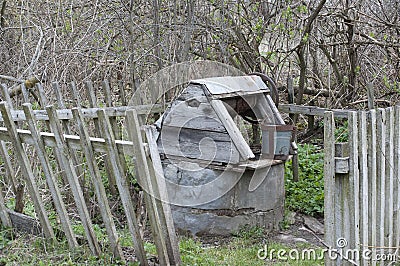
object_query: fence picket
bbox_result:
[22,103,77,248]
[96,109,148,265]
[126,109,171,266]
[72,107,124,259]
[348,111,359,264]
[0,102,54,238]
[85,81,117,196]
[394,106,400,257]
[46,105,101,255]
[144,126,181,265]
[358,111,369,266]
[385,108,394,255]
[324,111,335,266]
[377,109,386,264]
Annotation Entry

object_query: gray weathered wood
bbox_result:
[376,108,386,263]
[210,99,254,161]
[368,109,377,266]
[0,141,17,193]
[85,81,117,196]
[0,105,163,122]
[69,81,82,107]
[126,109,171,266]
[145,126,181,265]
[394,106,400,258]
[0,102,54,239]
[72,108,124,259]
[385,108,394,254]
[358,111,369,265]
[334,157,349,174]
[22,103,78,248]
[162,100,226,132]
[159,125,240,164]
[348,111,359,262]
[279,104,352,118]
[0,126,137,155]
[366,83,375,110]
[324,111,335,266]
[97,109,148,265]
[46,105,100,255]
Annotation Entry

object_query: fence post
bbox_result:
[324,111,335,266]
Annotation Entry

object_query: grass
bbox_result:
[0,225,324,265]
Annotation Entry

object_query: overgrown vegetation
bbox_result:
[0,225,323,265]
[285,144,324,217]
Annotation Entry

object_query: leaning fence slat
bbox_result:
[22,103,77,248]
[368,109,378,266]
[96,109,148,265]
[0,102,54,239]
[20,84,30,104]
[377,108,386,263]
[85,81,117,195]
[144,126,181,265]
[394,106,400,257]
[102,80,128,177]
[126,109,170,266]
[348,111,359,263]
[358,111,369,265]
[46,105,100,256]
[53,82,85,189]
[69,81,82,107]
[0,141,17,193]
[72,108,124,259]
[324,111,335,266]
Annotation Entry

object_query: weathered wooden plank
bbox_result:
[0,126,137,155]
[334,157,349,174]
[126,109,170,266]
[72,108,124,259]
[368,109,377,266]
[279,104,352,118]
[69,81,82,107]
[0,105,164,122]
[0,84,18,194]
[53,82,66,108]
[0,102,54,239]
[20,84,30,103]
[324,111,335,266]
[210,99,254,160]
[394,106,400,258]
[376,108,386,263]
[385,108,394,254]
[348,111,360,263]
[85,81,117,196]
[97,109,148,265]
[53,83,85,191]
[22,103,78,249]
[145,126,181,265]
[0,141,17,193]
[36,84,70,188]
[162,100,226,132]
[358,111,369,265]
[158,125,240,164]
[46,105,100,255]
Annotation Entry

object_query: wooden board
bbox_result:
[159,125,240,164]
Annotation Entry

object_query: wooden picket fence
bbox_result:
[324,107,400,265]
[0,81,180,265]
